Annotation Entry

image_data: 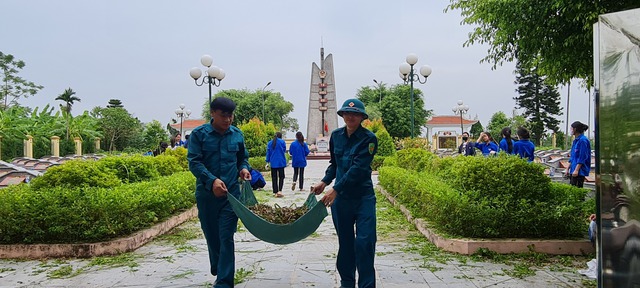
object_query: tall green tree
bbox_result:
[55,88,81,140]
[356,83,388,120]
[446,0,640,86]
[106,99,124,108]
[486,111,513,141]
[469,121,484,137]
[143,120,168,150]
[0,51,43,109]
[92,106,140,151]
[55,88,80,113]
[360,84,431,139]
[514,62,562,145]
[207,89,299,132]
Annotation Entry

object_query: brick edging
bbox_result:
[377,186,594,255]
[0,206,198,259]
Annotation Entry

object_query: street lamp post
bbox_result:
[189,55,226,105]
[399,53,432,138]
[452,100,469,135]
[373,79,383,103]
[262,82,271,122]
[175,104,191,137]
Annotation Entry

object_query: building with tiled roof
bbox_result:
[425,115,478,150]
[169,119,207,136]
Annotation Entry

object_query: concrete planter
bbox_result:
[0,206,198,259]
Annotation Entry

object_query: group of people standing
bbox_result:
[265,131,311,197]
[188,97,377,287]
[457,121,592,189]
[458,127,535,161]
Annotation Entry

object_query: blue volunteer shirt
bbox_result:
[513,139,535,162]
[266,138,287,168]
[569,134,591,176]
[476,141,499,156]
[289,140,310,168]
[499,138,516,154]
[322,126,378,199]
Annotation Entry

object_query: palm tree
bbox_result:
[55,88,81,140]
[55,88,81,113]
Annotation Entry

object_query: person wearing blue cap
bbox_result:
[187,97,251,288]
[312,98,378,288]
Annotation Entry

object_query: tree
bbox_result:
[106,99,124,108]
[92,106,140,151]
[486,111,512,141]
[239,117,277,157]
[360,84,431,139]
[446,1,640,86]
[55,87,81,140]
[1,51,43,109]
[356,83,388,120]
[55,88,81,113]
[143,120,168,150]
[514,62,562,145]
[208,89,298,132]
[469,121,484,137]
[362,119,395,156]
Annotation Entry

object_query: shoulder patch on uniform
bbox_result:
[369,142,375,154]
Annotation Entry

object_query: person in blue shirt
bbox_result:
[513,127,535,162]
[499,127,516,154]
[289,131,310,191]
[475,132,499,156]
[457,132,476,156]
[175,133,186,147]
[266,132,287,197]
[187,97,251,288]
[567,121,591,188]
[312,98,378,288]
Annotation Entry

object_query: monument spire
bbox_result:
[306,44,338,146]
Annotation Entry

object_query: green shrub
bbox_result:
[396,148,439,173]
[395,137,430,150]
[438,154,550,201]
[239,118,277,158]
[29,159,122,190]
[382,155,398,167]
[371,155,386,171]
[99,155,160,183]
[163,147,188,170]
[30,154,185,190]
[153,154,184,176]
[249,157,267,172]
[378,163,593,239]
[376,129,396,157]
[0,172,196,244]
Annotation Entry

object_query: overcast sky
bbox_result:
[1,0,594,138]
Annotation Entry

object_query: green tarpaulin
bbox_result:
[228,181,328,245]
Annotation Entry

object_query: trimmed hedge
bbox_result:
[29,154,184,190]
[379,150,594,239]
[0,172,195,244]
[249,157,267,172]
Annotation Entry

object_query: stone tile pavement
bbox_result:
[0,160,595,287]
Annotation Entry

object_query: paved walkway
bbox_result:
[0,160,593,287]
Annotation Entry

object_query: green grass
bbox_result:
[166,269,195,280]
[88,253,141,271]
[234,267,255,285]
[47,265,74,278]
[155,222,202,253]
